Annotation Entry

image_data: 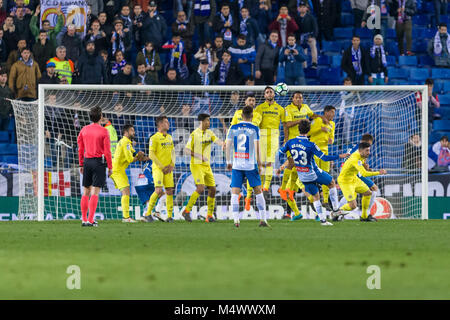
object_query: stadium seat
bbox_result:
[304,67,318,79]
[354,28,373,39]
[435,107,450,119]
[388,67,409,79]
[434,80,445,93]
[409,68,430,81]
[322,41,341,53]
[412,27,426,39]
[0,131,8,143]
[423,28,436,39]
[443,81,450,93]
[319,67,341,85]
[385,41,400,56]
[334,27,354,39]
[340,40,352,51]
[342,0,352,12]
[389,79,409,85]
[341,13,354,26]
[3,155,18,164]
[412,14,429,26]
[433,120,450,131]
[418,55,434,67]
[398,55,418,66]
[387,55,396,66]
[318,55,330,66]
[439,94,450,106]
[429,130,443,144]
[0,143,8,155]
[440,15,449,24]
[330,55,342,68]
[412,41,428,54]
[386,28,396,39]
[5,143,17,155]
[432,68,450,79]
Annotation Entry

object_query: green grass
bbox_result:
[0,219,449,299]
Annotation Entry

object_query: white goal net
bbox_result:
[11,85,428,221]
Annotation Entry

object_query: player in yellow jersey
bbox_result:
[254,86,285,192]
[181,113,225,222]
[229,93,262,211]
[337,142,387,222]
[309,105,336,209]
[141,116,176,222]
[279,91,323,219]
[110,124,146,222]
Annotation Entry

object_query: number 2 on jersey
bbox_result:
[290,149,307,166]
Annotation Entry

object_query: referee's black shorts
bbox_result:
[82,157,107,188]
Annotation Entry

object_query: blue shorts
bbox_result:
[231,169,261,189]
[303,170,333,195]
[358,176,374,188]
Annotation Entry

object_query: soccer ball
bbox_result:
[275,82,289,96]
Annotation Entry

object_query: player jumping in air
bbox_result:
[254,86,285,193]
[77,106,112,227]
[229,93,262,211]
[141,116,176,222]
[181,113,225,223]
[110,124,147,223]
[226,106,270,228]
[337,142,387,222]
[279,120,349,226]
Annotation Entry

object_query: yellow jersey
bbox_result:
[112,136,134,171]
[309,117,335,152]
[230,109,262,127]
[284,103,314,140]
[339,151,380,184]
[254,101,285,130]
[149,132,174,169]
[185,128,218,166]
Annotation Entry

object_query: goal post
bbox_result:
[12,84,428,221]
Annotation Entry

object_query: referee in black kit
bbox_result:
[77,106,113,227]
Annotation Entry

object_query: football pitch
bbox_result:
[0,219,449,300]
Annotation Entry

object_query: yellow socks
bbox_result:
[361,195,371,219]
[166,195,173,218]
[322,185,329,204]
[146,192,159,216]
[207,196,215,217]
[287,199,300,216]
[121,195,130,219]
[281,168,291,190]
[263,165,273,190]
[307,195,314,204]
[340,203,353,212]
[186,191,200,212]
[246,180,253,199]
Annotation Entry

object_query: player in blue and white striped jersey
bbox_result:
[226,106,270,228]
[279,120,349,225]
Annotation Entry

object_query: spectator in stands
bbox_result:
[172,10,195,53]
[87,0,104,17]
[84,19,108,54]
[425,78,441,131]
[3,15,18,54]
[245,75,255,85]
[111,50,127,82]
[189,59,214,85]
[98,12,113,37]
[430,135,450,169]
[312,0,337,44]
[179,103,195,131]
[30,4,63,47]
[294,1,318,68]
[341,35,370,85]
[39,61,59,84]
[132,4,147,49]
[0,0,7,26]
[213,35,226,61]
[0,29,7,63]
[48,46,75,84]
[113,63,133,84]
[110,19,132,60]
[337,77,358,144]
[60,24,83,64]
[213,3,238,48]
[136,41,162,84]
[389,0,416,56]
[77,41,107,84]
[146,1,167,49]
[402,134,421,170]
[133,62,155,84]
[239,6,259,47]
[279,33,307,85]
[0,69,13,131]
[85,5,98,30]
[174,0,193,21]
[190,0,216,45]
[368,34,388,85]
[228,34,256,79]
[361,0,389,40]
[194,40,217,71]
[434,0,448,26]
[254,0,272,45]
[8,47,40,101]
[33,29,55,73]
[428,23,450,67]
[6,37,27,72]
[350,0,368,29]
[214,50,243,85]
[255,30,279,85]
[162,34,189,80]
[13,6,31,43]
[99,49,111,83]
[268,5,298,48]
[218,90,242,131]
[161,67,184,85]
[116,5,133,35]
[8,0,32,14]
